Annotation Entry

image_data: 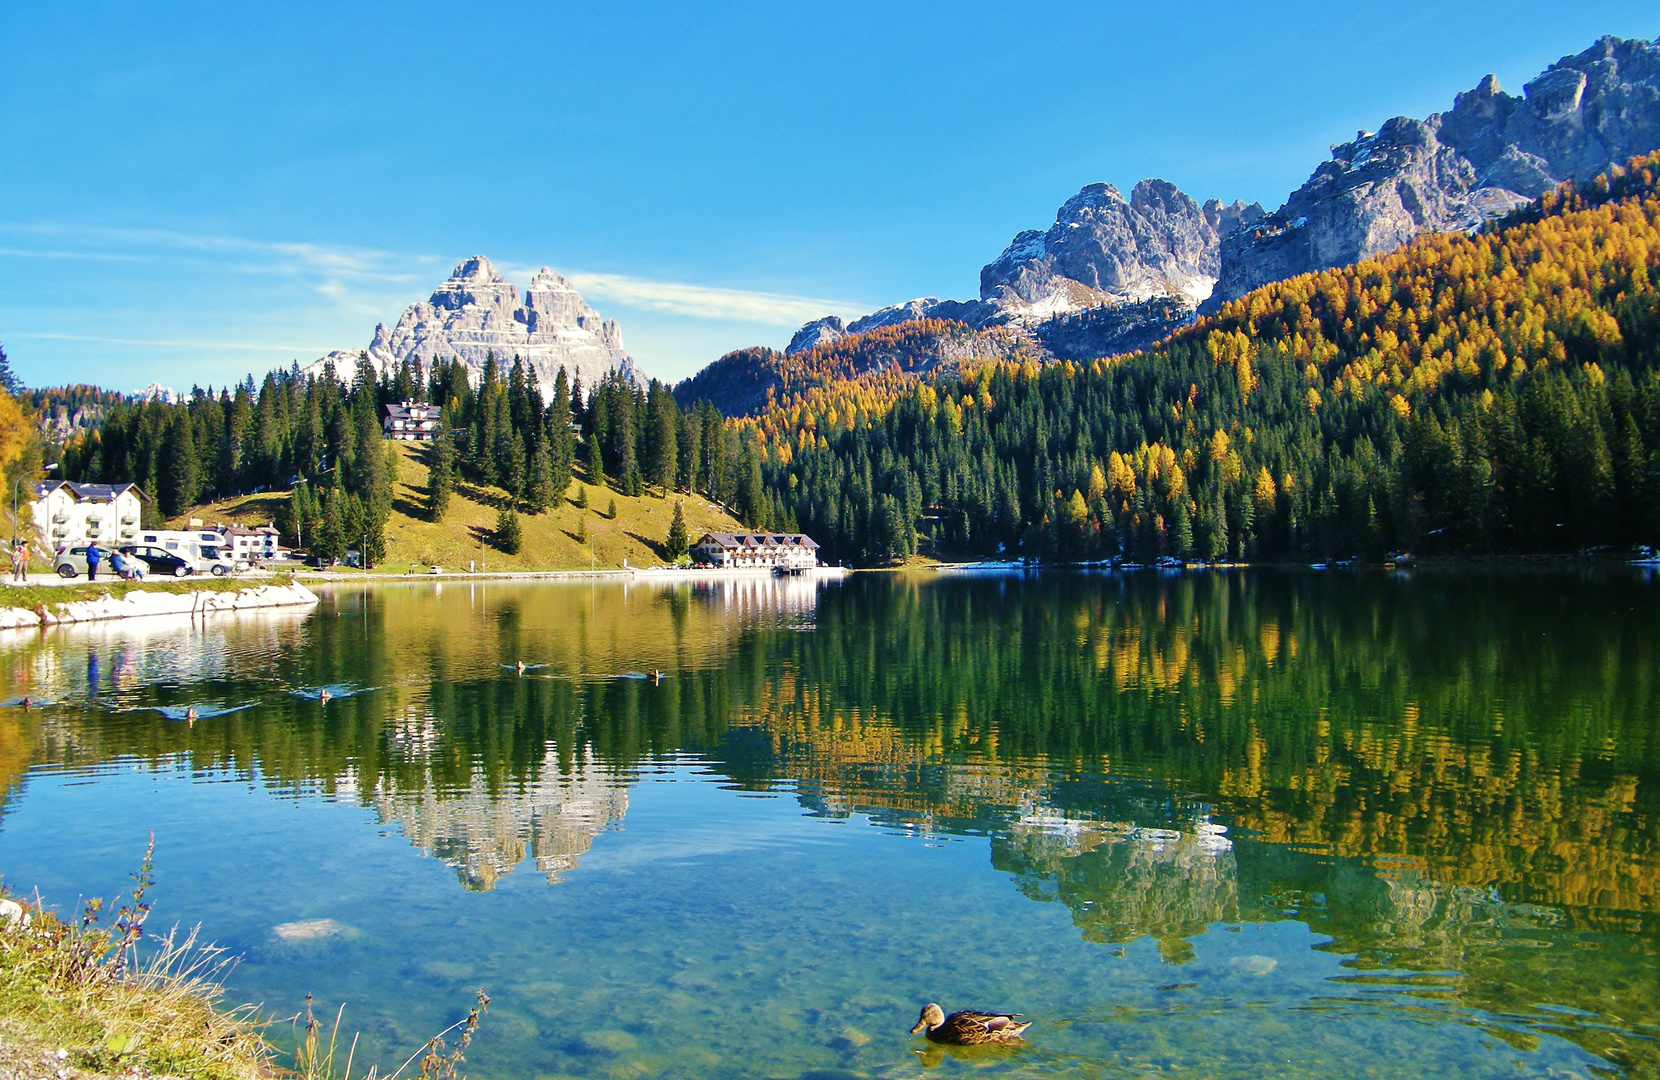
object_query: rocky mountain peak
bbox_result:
[788,316,848,354]
[1210,35,1660,309]
[779,178,1266,359]
[308,257,643,393]
[977,176,1262,323]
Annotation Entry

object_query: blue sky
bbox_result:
[2,2,1656,390]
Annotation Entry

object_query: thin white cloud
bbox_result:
[562,270,865,326]
[10,331,335,353]
[0,222,439,317]
[2,222,876,384]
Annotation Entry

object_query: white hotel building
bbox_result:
[29,482,149,549]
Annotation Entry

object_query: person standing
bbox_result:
[10,540,25,583]
[86,543,101,581]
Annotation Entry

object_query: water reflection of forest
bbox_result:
[2,571,1657,1066]
[3,574,1660,1075]
[5,573,1657,911]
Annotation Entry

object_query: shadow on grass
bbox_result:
[392,493,429,521]
[456,483,513,512]
[624,530,666,561]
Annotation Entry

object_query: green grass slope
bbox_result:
[174,443,746,572]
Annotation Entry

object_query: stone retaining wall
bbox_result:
[0,582,319,630]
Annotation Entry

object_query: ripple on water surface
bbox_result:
[0,571,1655,1078]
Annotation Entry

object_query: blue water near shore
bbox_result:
[0,572,1653,1078]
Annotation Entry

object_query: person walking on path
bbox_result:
[86,542,102,581]
[10,539,26,583]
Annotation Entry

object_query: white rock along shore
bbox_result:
[0,581,320,630]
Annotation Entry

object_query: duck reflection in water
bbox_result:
[291,685,376,704]
[149,703,254,724]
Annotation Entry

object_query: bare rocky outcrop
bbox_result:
[1209,35,1660,307]
[787,315,849,353]
[308,256,645,394]
[980,180,1261,320]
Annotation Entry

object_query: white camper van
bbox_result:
[131,530,240,576]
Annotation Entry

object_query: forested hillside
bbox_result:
[674,319,1036,418]
[742,153,1660,564]
[51,351,750,565]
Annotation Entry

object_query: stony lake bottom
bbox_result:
[0,569,1656,1079]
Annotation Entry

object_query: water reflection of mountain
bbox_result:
[4,571,1659,1068]
[7,573,1656,924]
[367,719,628,890]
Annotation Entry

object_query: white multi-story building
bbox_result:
[383,402,441,441]
[220,524,283,562]
[692,532,820,569]
[30,482,148,550]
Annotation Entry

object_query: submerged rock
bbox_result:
[271,918,352,944]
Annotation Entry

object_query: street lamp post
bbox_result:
[13,462,58,547]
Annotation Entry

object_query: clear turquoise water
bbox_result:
[0,571,1656,1078]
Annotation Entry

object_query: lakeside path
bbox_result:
[290,565,853,584]
[0,564,855,629]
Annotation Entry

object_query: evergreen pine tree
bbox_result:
[495,507,523,554]
[607,497,617,520]
[547,367,574,502]
[527,441,554,513]
[585,433,605,486]
[665,500,689,560]
[575,485,588,510]
[0,342,19,396]
[314,488,346,564]
[428,413,455,522]
[161,414,197,516]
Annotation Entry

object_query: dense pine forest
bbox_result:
[50,352,749,565]
[737,152,1660,564]
[32,153,1660,567]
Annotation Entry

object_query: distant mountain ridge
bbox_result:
[308,256,644,393]
[1211,35,1660,307]
[753,34,1660,377]
[776,181,1264,360]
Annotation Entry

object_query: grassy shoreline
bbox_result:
[0,878,486,1080]
[0,861,270,1080]
[0,577,295,616]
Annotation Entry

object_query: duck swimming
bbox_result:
[910,1004,1030,1045]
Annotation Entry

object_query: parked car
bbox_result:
[53,546,92,578]
[120,544,194,578]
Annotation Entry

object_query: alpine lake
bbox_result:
[0,568,1657,1080]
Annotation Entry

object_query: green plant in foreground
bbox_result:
[293,989,490,1080]
[2,840,490,1080]
[0,834,267,1078]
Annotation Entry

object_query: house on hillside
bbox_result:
[692,532,820,569]
[383,402,441,441]
[220,523,283,562]
[29,482,148,549]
